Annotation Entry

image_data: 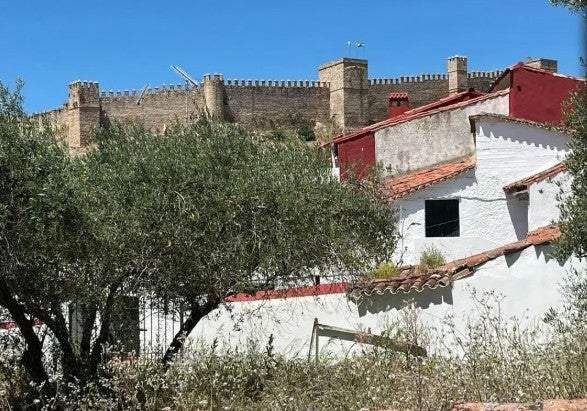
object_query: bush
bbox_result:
[370,262,399,279]
[3,296,587,409]
[418,245,446,270]
[296,123,316,142]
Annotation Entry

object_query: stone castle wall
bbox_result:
[222,80,330,130]
[33,55,551,151]
[99,84,205,134]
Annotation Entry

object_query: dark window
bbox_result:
[425,199,460,237]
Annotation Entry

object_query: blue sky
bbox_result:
[0,0,583,113]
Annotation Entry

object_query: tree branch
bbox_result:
[89,281,120,376]
[161,295,221,365]
[0,277,51,390]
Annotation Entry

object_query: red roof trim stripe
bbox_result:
[488,63,584,92]
[0,319,43,330]
[332,90,508,145]
[503,162,566,193]
[223,225,560,303]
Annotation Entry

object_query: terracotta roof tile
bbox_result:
[527,224,561,245]
[384,156,476,199]
[388,92,409,100]
[348,224,560,299]
[503,162,566,193]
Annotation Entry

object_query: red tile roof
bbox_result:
[488,62,583,93]
[385,156,476,199]
[388,92,409,100]
[348,225,561,299]
[503,162,566,193]
[331,89,507,146]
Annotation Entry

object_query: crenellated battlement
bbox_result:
[99,83,196,99]
[68,80,99,89]
[40,54,554,150]
[367,71,503,84]
[31,107,65,117]
[224,79,329,88]
[369,74,448,85]
[468,70,504,78]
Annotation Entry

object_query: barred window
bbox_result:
[425,199,460,237]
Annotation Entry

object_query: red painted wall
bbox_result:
[337,132,375,178]
[388,103,410,119]
[509,68,582,124]
[226,282,347,302]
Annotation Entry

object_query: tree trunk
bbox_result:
[89,282,119,376]
[0,278,54,397]
[31,304,82,383]
[161,296,220,365]
[80,305,97,359]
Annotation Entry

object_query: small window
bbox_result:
[425,199,459,237]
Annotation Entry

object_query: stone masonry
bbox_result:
[32,56,558,151]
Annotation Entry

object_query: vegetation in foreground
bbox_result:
[0,78,396,398]
[1,288,586,410]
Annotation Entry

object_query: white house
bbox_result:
[391,113,570,265]
[2,60,583,360]
[183,62,585,358]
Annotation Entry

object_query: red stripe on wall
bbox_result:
[0,319,43,330]
[225,282,348,302]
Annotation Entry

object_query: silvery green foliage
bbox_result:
[549,0,587,13]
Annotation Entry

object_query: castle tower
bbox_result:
[67,81,101,150]
[318,58,369,134]
[448,56,468,95]
[202,73,225,118]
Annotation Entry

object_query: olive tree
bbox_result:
[76,118,397,364]
[0,80,92,397]
[0,79,397,398]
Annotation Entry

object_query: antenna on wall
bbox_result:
[171,65,203,121]
[345,41,366,58]
[136,83,150,105]
[171,65,199,88]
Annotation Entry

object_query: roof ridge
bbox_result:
[331,90,510,145]
[503,162,566,193]
[384,155,476,200]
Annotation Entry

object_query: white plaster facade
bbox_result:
[179,114,575,358]
[395,117,569,265]
[187,245,580,357]
[528,172,568,231]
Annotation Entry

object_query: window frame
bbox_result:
[424,198,460,238]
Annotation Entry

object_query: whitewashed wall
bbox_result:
[395,119,569,265]
[184,245,579,357]
[375,94,508,176]
[529,171,568,231]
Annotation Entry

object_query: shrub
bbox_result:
[3,297,587,409]
[418,245,446,270]
[370,262,399,279]
[296,123,316,142]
